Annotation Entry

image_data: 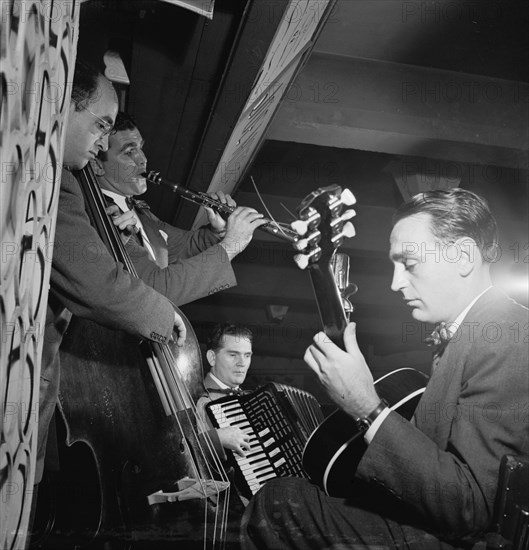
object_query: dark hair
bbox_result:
[206,323,253,352]
[71,60,103,111]
[392,188,499,262]
[110,111,138,134]
[98,112,138,161]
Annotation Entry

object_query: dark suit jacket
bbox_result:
[38,169,175,482]
[124,199,236,306]
[357,287,529,540]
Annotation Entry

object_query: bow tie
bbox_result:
[126,196,150,211]
[205,387,244,396]
[125,196,137,210]
[425,322,451,347]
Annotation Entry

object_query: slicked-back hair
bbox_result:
[71,60,102,111]
[110,111,138,135]
[206,323,253,352]
[393,188,499,262]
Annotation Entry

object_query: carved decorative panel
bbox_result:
[247,0,334,110]
[0,2,79,548]
[193,0,335,228]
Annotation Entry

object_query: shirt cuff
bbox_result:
[364,407,391,444]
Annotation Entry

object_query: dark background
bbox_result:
[77,0,528,408]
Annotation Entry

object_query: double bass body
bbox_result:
[33,167,229,548]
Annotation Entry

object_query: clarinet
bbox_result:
[143,170,299,243]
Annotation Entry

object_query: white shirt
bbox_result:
[208,372,239,392]
[102,189,157,262]
[364,286,493,444]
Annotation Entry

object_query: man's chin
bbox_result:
[120,177,147,195]
[136,177,147,194]
[410,308,427,322]
[64,158,89,171]
[410,309,438,325]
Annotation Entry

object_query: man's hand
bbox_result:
[217,427,252,457]
[106,204,139,244]
[304,322,380,419]
[172,311,187,347]
[204,191,236,236]
[219,207,268,260]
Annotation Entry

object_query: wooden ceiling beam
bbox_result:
[179,0,338,229]
[267,53,529,169]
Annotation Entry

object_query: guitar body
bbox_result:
[302,368,428,497]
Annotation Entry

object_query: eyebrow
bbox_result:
[389,250,416,262]
[119,140,144,152]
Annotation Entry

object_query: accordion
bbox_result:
[205,382,323,499]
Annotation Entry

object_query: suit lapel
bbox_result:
[414,288,501,442]
[136,211,169,268]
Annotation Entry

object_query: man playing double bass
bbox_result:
[35,60,265,546]
[38,61,187,492]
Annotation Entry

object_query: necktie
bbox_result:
[125,196,137,210]
[425,322,451,348]
[124,197,156,261]
[425,322,452,371]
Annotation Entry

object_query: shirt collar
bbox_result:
[101,189,130,212]
[447,285,493,336]
[209,372,238,391]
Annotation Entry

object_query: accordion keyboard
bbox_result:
[206,383,322,498]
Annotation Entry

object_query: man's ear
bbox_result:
[456,237,479,277]
[206,349,216,368]
[90,157,105,177]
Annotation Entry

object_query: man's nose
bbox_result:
[390,266,406,293]
[135,149,147,168]
[96,133,109,152]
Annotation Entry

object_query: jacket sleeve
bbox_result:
[161,215,223,261]
[50,170,175,343]
[196,395,227,461]
[356,318,529,538]
[127,211,236,306]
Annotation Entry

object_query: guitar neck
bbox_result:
[309,263,348,349]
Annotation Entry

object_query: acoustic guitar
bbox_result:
[291,185,428,497]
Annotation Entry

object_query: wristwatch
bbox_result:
[356,399,388,432]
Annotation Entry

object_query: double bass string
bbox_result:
[155,342,231,541]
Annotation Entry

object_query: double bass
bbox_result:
[34,165,230,549]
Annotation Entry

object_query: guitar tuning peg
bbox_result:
[293,253,310,270]
[330,209,357,231]
[293,238,309,251]
[294,247,321,269]
[341,208,356,220]
[342,222,356,238]
[340,189,356,206]
[291,219,309,236]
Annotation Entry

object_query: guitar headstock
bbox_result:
[290,185,357,346]
[291,185,357,270]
